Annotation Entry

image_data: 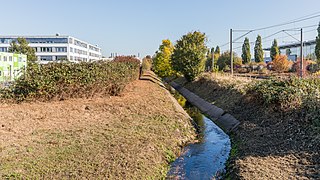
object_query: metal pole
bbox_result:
[230,29,233,75]
[300,28,303,78]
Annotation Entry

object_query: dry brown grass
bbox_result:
[0,80,195,179]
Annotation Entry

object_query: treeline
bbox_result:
[151,22,320,79]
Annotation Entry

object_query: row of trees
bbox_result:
[241,35,278,64]
[153,31,251,80]
[153,22,320,81]
[242,21,320,64]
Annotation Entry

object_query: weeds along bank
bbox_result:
[174,73,319,179]
[0,61,139,102]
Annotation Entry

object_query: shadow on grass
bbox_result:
[173,75,320,179]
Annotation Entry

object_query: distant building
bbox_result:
[263,39,316,62]
[0,35,102,64]
[0,52,27,82]
[264,57,272,63]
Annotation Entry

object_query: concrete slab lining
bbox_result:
[169,81,239,133]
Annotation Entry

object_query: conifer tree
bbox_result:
[254,35,264,62]
[270,39,280,61]
[315,22,320,63]
[241,37,251,64]
[214,45,220,60]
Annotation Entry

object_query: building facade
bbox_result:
[0,35,102,63]
[263,39,316,62]
[0,52,27,82]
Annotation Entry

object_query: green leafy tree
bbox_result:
[217,51,242,71]
[210,47,215,56]
[241,37,251,64]
[171,31,207,81]
[8,38,37,65]
[214,45,220,60]
[270,39,280,61]
[315,22,320,63]
[206,48,211,59]
[152,39,175,77]
[254,35,264,62]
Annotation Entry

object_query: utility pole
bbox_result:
[230,29,233,75]
[300,28,303,78]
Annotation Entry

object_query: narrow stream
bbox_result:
[167,90,231,180]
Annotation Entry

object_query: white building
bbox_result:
[0,35,102,63]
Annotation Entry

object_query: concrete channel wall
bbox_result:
[169,81,240,133]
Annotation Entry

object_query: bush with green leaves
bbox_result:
[250,77,320,127]
[0,61,139,102]
[171,31,207,81]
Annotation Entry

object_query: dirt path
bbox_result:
[0,80,195,179]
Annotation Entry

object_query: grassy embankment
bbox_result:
[0,61,196,179]
[174,72,320,179]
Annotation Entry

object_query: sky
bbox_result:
[1,0,320,58]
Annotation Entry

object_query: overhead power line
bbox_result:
[249,14,320,32]
[219,11,320,47]
[223,28,317,52]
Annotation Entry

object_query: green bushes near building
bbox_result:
[0,61,139,102]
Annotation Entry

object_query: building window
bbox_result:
[40,47,53,52]
[40,56,53,61]
[56,56,68,61]
[26,38,68,44]
[74,40,88,48]
[0,47,8,52]
[9,56,12,61]
[56,47,67,52]
[3,56,7,61]
[70,47,73,52]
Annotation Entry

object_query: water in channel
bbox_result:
[167,91,231,180]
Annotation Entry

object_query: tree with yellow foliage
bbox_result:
[272,55,291,73]
[153,39,175,78]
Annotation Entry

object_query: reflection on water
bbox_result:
[185,102,205,141]
[168,88,231,180]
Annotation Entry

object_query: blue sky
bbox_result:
[1,0,320,57]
